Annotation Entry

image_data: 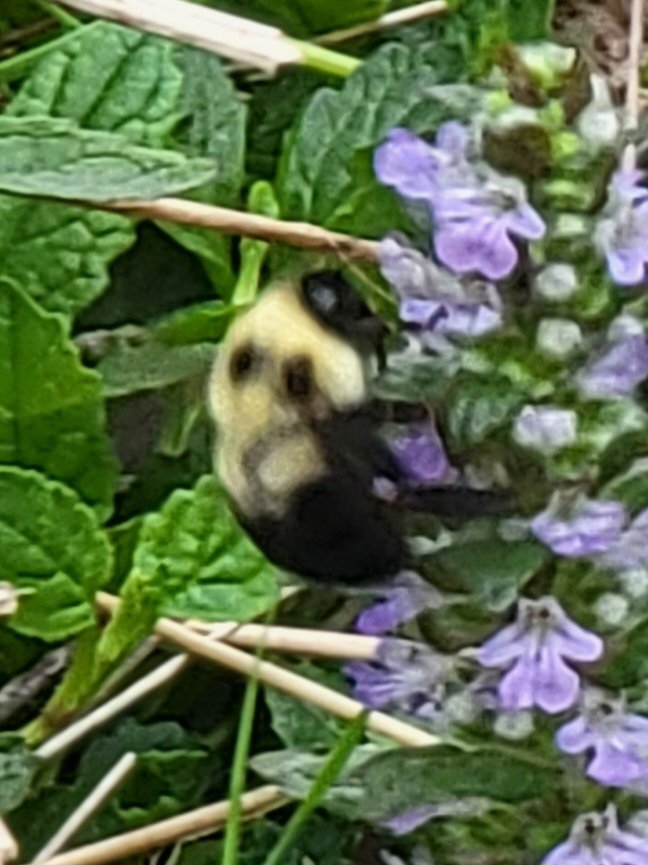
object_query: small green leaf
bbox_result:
[265,664,346,749]
[97,339,215,398]
[137,475,279,621]
[0,739,38,815]
[444,375,526,448]
[278,44,485,236]
[600,616,648,689]
[0,279,117,516]
[431,539,549,611]
[0,467,112,641]
[0,116,216,202]
[353,746,560,822]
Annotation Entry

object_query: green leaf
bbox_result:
[430,539,549,611]
[600,616,648,689]
[0,739,38,815]
[0,467,112,641]
[505,0,554,41]
[444,375,526,449]
[0,279,117,516]
[0,116,216,202]
[136,475,279,621]
[97,339,215,398]
[153,301,235,346]
[0,22,187,318]
[7,23,182,145]
[277,44,485,236]
[353,746,561,823]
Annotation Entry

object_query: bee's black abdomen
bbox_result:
[241,475,405,584]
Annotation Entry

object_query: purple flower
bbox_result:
[390,424,454,486]
[512,405,578,455]
[378,236,503,343]
[375,123,545,280]
[355,571,443,636]
[345,638,455,721]
[382,799,489,836]
[578,329,648,400]
[543,804,648,865]
[478,596,603,714]
[599,509,648,572]
[531,493,626,557]
[596,170,648,286]
[557,689,648,787]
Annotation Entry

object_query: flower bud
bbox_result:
[494,710,535,740]
[536,318,582,359]
[0,582,19,617]
[533,263,579,302]
[594,591,629,627]
[618,568,648,599]
[513,405,578,455]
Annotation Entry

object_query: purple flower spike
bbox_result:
[479,597,603,714]
[578,331,648,400]
[355,571,443,636]
[557,689,648,787]
[599,509,648,572]
[531,492,626,557]
[596,170,648,286]
[345,638,455,721]
[543,804,648,865]
[391,424,454,486]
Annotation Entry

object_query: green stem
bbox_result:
[0,20,95,84]
[287,38,361,77]
[263,713,367,865]
[221,672,260,865]
[35,0,82,28]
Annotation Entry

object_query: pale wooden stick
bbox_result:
[33,753,137,863]
[36,622,239,761]
[188,621,381,661]
[34,785,288,865]
[96,596,438,748]
[54,0,301,71]
[623,0,644,170]
[94,198,379,262]
[0,819,18,865]
[315,1,447,46]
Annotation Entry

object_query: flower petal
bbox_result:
[497,654,537,710]
[551,618,604,663]
[504,203,546,241]
[556,715,596,753]
[533,647,581,714]
[542,840,595,865]
[374,128,440,200]
[587,741,648,786]
[478,622,525,667]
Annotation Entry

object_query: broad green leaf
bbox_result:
[0,467,112,641]
[430,539,549,611]
[0,116,215,202]
[277,44,486,236]
[600,616,648,689]
[153,301,235,346]
[10,719,209,857]
[135,475,278,620]
[0,279,117,516]
[8,23,182,145]
[0,22,186,318]
[0,739,38,815]
[97,339,215,398]
[352,746,561,822]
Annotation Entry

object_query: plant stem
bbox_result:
[263,713,367,865]
[221,673,261,865]
[289,38,360,76]
[35,0,82,28]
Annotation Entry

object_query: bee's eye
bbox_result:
[284,355,314,400]
[230,344,261,382]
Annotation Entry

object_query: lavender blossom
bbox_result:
[578,316,648,399]
[543,804,648,865]
[378,236,503,344]
[478,596,603,714]
[596,170,648,286]
[531,492,626,557]
[556,689,648,787]
[512,405,578,455]
[383,799,489,836]
[345,638,455,722]
[598,509,648,573]
[391,424,455,486]
[355,571,443,636]
[375,123,545,280]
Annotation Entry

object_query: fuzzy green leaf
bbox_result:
[0,739,38,815]
[0,467,112,641]
[0,279,117,516]
[278,44,485,235]
[97,340,215,398]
